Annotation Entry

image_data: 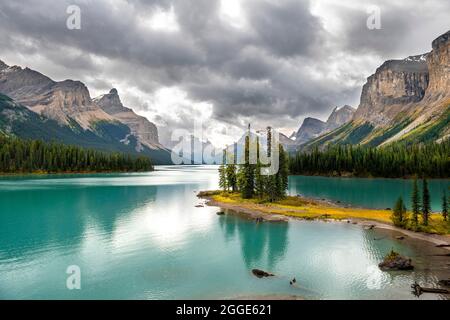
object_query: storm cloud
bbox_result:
[0,0,448,146]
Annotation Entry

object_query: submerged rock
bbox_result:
[216,211,225,216]
[252,269,274,278]
[379,250,414,271]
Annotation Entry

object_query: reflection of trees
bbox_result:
[0,185,157,259]
[218,213,289,270]
[266,224,289,269]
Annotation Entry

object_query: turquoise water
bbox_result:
[289,176,449,211]
[0,166,448,300]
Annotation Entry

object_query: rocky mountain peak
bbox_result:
[425,30,450,99]
[0,59,8,71]
[93,88,128,115]
[295,117,327,145]
[326,105,355,131]
[432,30,450,51]
[94,89,161,149]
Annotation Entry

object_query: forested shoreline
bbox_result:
[0,136,153,174]
[289,140,449,178]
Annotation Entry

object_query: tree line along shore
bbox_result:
[0,136,153,174]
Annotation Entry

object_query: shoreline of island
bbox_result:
[198,191,450,247]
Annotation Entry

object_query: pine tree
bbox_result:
[254,137,265,198]
[411,177,421,227]
[391,197,408,228]
[226,164,237,192]
[219,164,227,192]
[422,178,431,226]
[442,190,448,222]
[239,126,255,199]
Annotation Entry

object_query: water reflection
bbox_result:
[0,185,157,260]
[218,213,289,270]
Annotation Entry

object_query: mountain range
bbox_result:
[0,61,172,164]
[1,29,449,162]
[301,30,450,149]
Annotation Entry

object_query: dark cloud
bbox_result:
[0,0,448,140]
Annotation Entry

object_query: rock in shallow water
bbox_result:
[379,250,414,271]
[252,269,274,278]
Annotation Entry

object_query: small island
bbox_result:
[200,130,450,245]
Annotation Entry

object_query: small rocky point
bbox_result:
[379,250,414,271]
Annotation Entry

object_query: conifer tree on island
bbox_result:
[411,177,421,227]
[422,178,431,226]
[442,190,448,222]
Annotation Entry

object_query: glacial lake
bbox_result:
[0,166,448,300]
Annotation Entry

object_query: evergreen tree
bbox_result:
[219,164,227,192]
[411,177,421,227]
[226,164,238,192]
[238,126,255,199]
[422,178,431,226]
[442,190,448,222]
[391,197,408,228]
[254,137,265,198]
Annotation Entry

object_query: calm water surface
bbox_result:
[0,166,448,299]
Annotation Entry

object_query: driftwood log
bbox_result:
[411,282,449,297]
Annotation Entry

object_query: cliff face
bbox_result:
[306,30,450,149]
[353,55,429,125]
[94,89,161,150]
[425,31,450,99]
[0,64,114,129]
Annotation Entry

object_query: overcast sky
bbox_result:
[0,0,449,147]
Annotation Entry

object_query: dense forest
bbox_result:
[289,140,449,178]
[0,136,153,174]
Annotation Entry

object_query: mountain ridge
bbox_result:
[303,30,450,149]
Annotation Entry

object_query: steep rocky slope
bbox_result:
[94,89,163,151]
[0,61,172,163]
[0,63,115,129]
[305,30,450,149]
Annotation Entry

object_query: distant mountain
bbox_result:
[294,117,326,145]
[0,60,172,164]
[305,30,450,149]
[325,105,355,131]
[293,105,355,146]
